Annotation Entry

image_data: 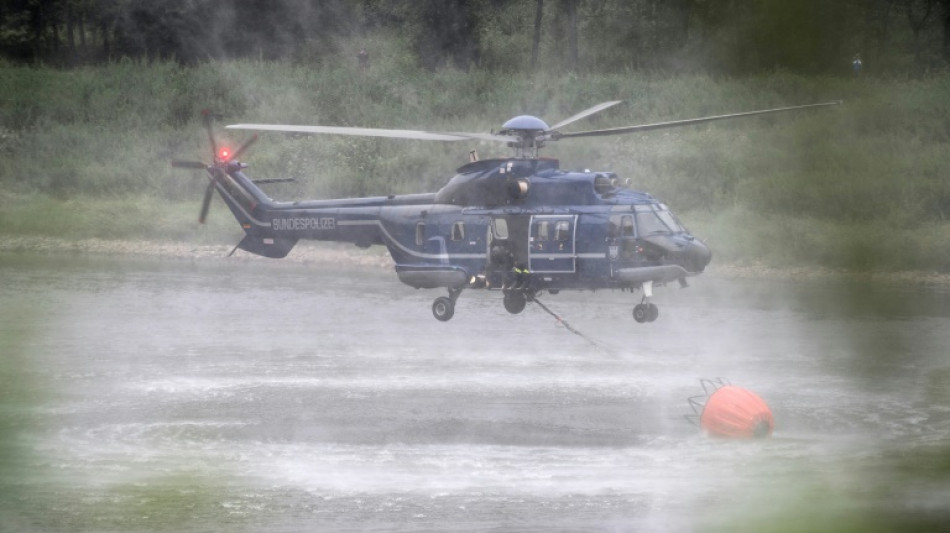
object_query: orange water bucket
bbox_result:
[698,385,774,439]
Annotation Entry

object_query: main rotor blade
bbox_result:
[555,101,842,140]
[226,124,469,142]
[172,160,208,169]
[198,183,214,224]
[548,100,623,131]
[442,132,521,144]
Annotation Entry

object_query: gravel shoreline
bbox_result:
[2,235,949,286]
[0,235,394,269]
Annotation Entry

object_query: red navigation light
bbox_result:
[219,148,231,160]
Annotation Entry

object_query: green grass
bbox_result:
[0,193,237,243]
[690,206,950,271]
[2,46,949,271]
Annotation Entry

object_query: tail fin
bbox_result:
[172,114,302,259]
[206,163,300,258]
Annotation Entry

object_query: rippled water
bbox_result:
[1,253,948,531]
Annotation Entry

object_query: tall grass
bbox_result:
[1,44,949,270]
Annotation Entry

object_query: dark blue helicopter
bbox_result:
[173,101,838,322]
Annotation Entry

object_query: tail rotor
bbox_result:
[227,133,258,163]
[198,182,215,224]
[171,110,257,223]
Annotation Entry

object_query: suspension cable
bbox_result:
[531,296,617,354]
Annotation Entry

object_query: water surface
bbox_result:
[1,253,948,531]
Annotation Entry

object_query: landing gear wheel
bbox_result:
[633,303,649,323]
[503,291,527,314]
[432,296,455,322]
[633,303,659,323]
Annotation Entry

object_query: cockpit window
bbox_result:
[656,210,684,233]
[635,205,684,235]
[608,214,635,237]
[621,215,634,236]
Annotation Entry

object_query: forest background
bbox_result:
[1,0,949,272]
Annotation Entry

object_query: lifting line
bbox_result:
[531,297,616,354]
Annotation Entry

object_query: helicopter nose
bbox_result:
[685,239,712,273]
[640,235,712,274]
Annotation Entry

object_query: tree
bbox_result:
[0,0,947,73]
[531,0,543,69]
[408,0,480,70]
[942,0,950,64]
[903,0,938,67]
[563,0,578,70]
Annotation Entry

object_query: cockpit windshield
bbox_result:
[635,204,685,235]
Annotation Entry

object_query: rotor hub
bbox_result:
[499,115,551,157]
[500,115,550,132]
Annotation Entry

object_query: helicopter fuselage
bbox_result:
[210,156,711,321]
[178,99,839,321]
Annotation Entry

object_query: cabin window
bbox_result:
[535,221,550,242]
[493,218,509,239]
[555,220,571,242]
[415,222,426,246]
[451,221,465,241]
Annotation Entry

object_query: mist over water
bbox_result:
[1,253,948,531]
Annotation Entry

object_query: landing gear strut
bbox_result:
[633,280,659,323]
[432,288,462,322]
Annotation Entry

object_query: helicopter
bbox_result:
[173,100,839,322]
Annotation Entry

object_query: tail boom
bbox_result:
[211,165,430,258]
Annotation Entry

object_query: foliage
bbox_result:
[2,0,949,75]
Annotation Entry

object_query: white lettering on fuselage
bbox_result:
[271,217,336,231]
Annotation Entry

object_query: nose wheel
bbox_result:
[632,280,659,323]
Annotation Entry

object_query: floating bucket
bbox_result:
[688,379,774,439]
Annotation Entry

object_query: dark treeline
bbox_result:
[2,0,949,74]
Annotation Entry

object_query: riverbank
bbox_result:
[0,235,393,269]
[3,235,949,287]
